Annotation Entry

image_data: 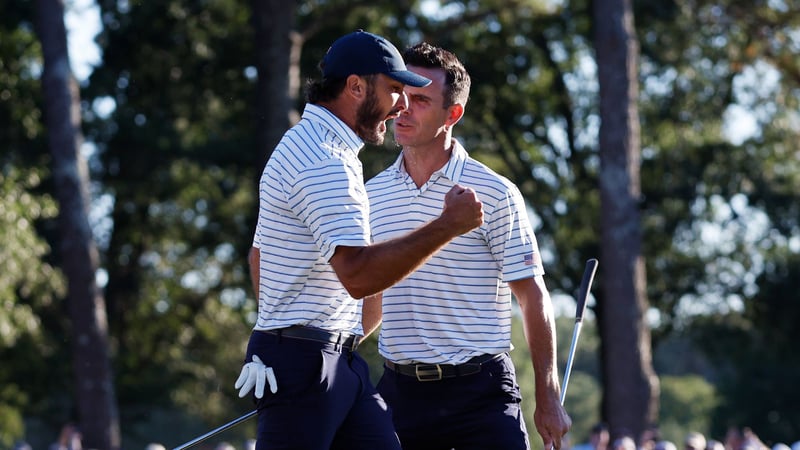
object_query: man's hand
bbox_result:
[534,395,571,450]
[441,184,483,235]
[235,355,278,398]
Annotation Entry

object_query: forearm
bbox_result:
[512,277,561,401]
[361,293,383,338]
[248,246,260,298]
[332,216,463,298]
[332,184,482,298]
[514,276,572,446]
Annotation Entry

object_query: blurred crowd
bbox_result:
[571,423,799,450]
[11,423,256,450]
[12,421,798,450]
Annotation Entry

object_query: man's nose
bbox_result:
[396,91,409,111]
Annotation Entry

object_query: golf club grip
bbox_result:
[575,258,598,322]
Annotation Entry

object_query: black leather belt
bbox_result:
[385,353,503,381]
[260,326,359,352]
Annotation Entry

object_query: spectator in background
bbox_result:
[639,424,661,450]
[144,444,165,450]
[740,427,768,450]
[12,441,32,450]
[723,427,773,450]
[49,424,82,450]
[573,423,611,450]
[613,435,638,450]
[685,432,708,450]
[707,439,725,450]
[593,423,612,450]
[726,427,745,450]
[656,441,678,450]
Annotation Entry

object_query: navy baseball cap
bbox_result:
[322,30,431,87]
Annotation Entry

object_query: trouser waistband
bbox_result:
[385,353,504,381]
[259,326,359,352]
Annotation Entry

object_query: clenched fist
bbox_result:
[441,184,483,235]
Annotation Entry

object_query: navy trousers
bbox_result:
[376,352,530,450]
[245,330,400,450]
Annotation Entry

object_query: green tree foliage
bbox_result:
[658,375,718,444]
[0,1,73,444]
[0,1,44,156]
[634,0,800,438]
[636,0,800,337]
[0,169,64,347]
[0,167,66,448]
[690,252,800,441]
[85,0,259,434]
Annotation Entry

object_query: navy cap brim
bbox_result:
[386,70,431,88]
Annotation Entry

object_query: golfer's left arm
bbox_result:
[510,276,571,450]
[248,246,260,297]
[361,293,383,339]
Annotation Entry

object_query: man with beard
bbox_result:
[363,42,571,450]
[235,31,484,450]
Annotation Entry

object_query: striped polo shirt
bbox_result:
[252,103,370,335]
[365,139,545,364]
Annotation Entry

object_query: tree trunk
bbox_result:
[250,0,299,167]
[592,0,659,440]
[35,1,120,448]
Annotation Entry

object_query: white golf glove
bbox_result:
[234,355,278,398]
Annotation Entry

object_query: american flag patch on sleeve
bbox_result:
[524,253,541,266]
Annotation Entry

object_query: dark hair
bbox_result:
[305,76,347,104]
[401,42,471,108]
[305,73,378,104]
[592,422,610,433]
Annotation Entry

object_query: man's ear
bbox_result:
[345,74,366,100]
[447,103,465,127]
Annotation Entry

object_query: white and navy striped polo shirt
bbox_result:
[252,103,370,335]
[365,139,545,365]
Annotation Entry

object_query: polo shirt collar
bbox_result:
[391,138,468,184]
[302,103,365,152]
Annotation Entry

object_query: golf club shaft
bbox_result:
[560,322,583,405]
[172,409,257,450]
[560,258,598,405]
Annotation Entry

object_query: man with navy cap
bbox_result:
[234,30,485,449]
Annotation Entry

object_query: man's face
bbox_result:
[393,65,450,148]
[355,74,407,145]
